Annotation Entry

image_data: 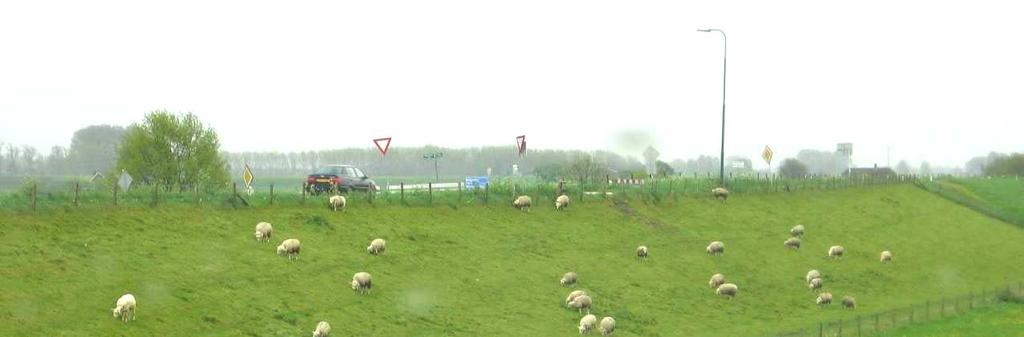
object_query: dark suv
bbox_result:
[305,165,380,194]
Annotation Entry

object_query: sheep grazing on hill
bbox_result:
[565,290,587,307]
[561,272,578,286]
[828,245,845,259]
[578,314,597,335]
[556,195,571,210]
[817,292,833,305]
[880,250,893,263]
[329,195,346,212]
[784,237,801,249]
[842,296,857,309]
[513,195,532,212]
[716,283,739,299]
[711,187,729,200]
[112,293,136,322]
[808,278,824,291]
[790,224,805,237]
[599,316,616,336]
[277,239,301,259]
[568,294,592,314]
[706,241,725,256]
[254,222,272,242]
[806,270,822,283]
[367,238,386,255]
[709,273,726,289]
[351,272,372,293]
[313,321,331,337]
[636,245,649,261]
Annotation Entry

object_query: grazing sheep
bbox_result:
[578,314,597,334]
[561,272,578,286]
[817,292,833,305]
[828,245,845,259]
[636,245,649,260]
[599,316,616,336]
[716,283,738,299]
[313,321,331,337]
[808,278,823,291]
[790,224,805,237]
[329,195,346,212]
[254,222,273,242]
[351,272,372,293]
[842,296,856,309]
[556,195,571,210]
[711,187,729,200]
[367,238,386,255]
[112,293,136,322]
[784,237,801,249]
[277,239,301,259]
[512,195,532,212]
[709,273,726,289]
[880,250,893,262]
[806,270,822,283]
[568,294,592,313]
[706,241,725,256]
[566,290,587,306]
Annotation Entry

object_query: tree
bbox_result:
[919,162,932,176]
[655,160,674,176]
[116,110,229,190]
[565,155,607,183]
[895,160,912,175]
[983,153,1024,176]
[779,158,809,178]
[532,163,566,182]
[68,125,126,175]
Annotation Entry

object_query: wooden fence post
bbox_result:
[269,184,275,205]
[458,182,462,204]
[818,322,823,337]
[194,185,199,205]
[31,182,37,211]
[400,182,405,203]
[838,318,843,337]
[152,183,159,207]
[428,182,433,204]
[74,182,80,207]
[484,183,489,204]
[113,184,118,206]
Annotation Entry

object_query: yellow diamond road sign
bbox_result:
[762,146,774,165]
[243,165,255,188]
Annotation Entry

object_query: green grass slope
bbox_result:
[930,177,1024,225]
[869,302,1024,337]
[1,185,1023,337]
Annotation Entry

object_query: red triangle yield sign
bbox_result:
[515,135,526,156]
[373,137,392,156]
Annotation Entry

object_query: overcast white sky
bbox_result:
[1,0,1021,169]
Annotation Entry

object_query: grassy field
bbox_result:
[922,177,1024,226]
[868,302,1024,337]
[2,185,1023,337]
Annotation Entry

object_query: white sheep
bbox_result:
[706,241,725,256]
[709,273,726,289]
[806,270,821,283]
[578,314,597,334]
[513,195,532,212]
[313,321,331,337]
[329,195,346,212]
[561,272,578,286]
[880,250,893,262]
[351,272,372,293]
[784,237,801,249]
[790,224,805,237]
[716,283,738,299]
[842,296,856,309]
[112,293,136,322]
[568,294,592,313]
[556,195,571,210]
[817,292,833,305]
[367,238,386,255]
[808,277,823,291]
[636,245,649,260]
[828,245,845,259]
[254,222,273,242]
[277,239,301,259]
[566,290,587,307]
[599,316,616,336]
[711,187,729,200]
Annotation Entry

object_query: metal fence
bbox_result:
[765,282,1023,337]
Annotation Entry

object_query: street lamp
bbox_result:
[698,28,727,187]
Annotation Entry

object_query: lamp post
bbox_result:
[698,28,727,187]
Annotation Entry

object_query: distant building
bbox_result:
[843,164,896,178]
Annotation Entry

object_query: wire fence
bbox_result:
[0,173,923,211]
[765,281,1024,337]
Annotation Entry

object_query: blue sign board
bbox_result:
[464,176,490,190]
